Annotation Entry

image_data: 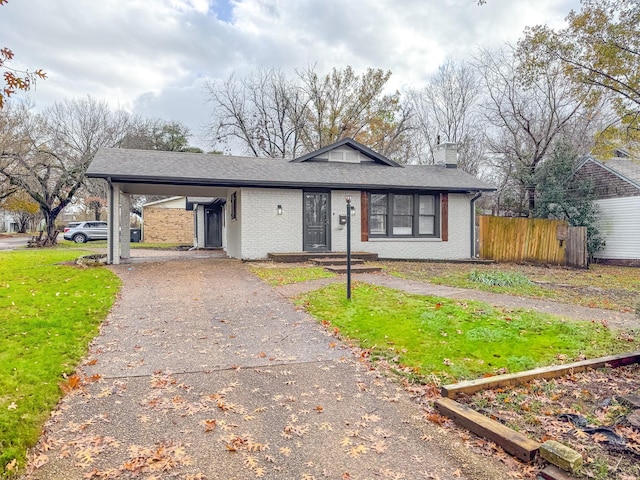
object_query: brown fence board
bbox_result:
[479,216,587,267]
[479,216,567,265]
[566,226,587,268]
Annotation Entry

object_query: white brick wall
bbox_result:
[331,191,473,260]
[239,188,303,259]
[233,188,474,260]
[195,206,205,248]
[226,190,242,258]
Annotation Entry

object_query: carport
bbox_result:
[103,181,229,265]
[87,147,236,264]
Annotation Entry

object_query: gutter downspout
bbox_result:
[470,192,482,258]
[107,177,115,264]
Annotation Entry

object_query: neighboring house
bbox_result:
[142,196,194,244]
[573,152,640,266]
[0,208,18,233]
[58,202,88,225]
[86,138,495,264]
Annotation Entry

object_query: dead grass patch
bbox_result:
[384,262,640,313]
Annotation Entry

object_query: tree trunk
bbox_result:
[527,187,536,217]
[41,211,59,246]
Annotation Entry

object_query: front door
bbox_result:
[303,191,330,251]
[205,206,222,248]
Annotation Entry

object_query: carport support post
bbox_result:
[107,181,120,265]
[346,195,352,300]
[119,191,131,260]
[106,184,130,265]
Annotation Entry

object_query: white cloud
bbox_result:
[1,0,579,150]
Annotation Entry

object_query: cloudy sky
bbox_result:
[1,0,578,151]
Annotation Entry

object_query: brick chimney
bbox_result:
[434,142,458,168]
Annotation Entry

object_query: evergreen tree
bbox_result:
[534,144,605,258]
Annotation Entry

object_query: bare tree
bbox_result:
[205,69,306,158]
[205,66,412,161]
[0,97,133,244]
[475,46,600,216]
[407,58,485,172]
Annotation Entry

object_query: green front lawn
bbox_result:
[297,282,639,383]
[0,250,120,475]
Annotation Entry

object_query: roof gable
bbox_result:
[291,138,401,167]
[576,156,640,188]
[574,156,640,199]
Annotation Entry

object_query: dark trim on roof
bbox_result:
[92,173,494,193]
[290,137,402,167]
[576,155,640,190]
[186,197,223,210]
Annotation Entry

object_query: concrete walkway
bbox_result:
[277,272,639,331]
[23,258,516,480]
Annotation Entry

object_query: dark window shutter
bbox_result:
[360,191,369,242]
[441,193,448,242]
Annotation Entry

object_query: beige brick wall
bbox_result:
[143,207,194,244]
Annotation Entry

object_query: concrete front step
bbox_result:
[268,251,379,263]
[324,265,383,274]
[312,257,365,266]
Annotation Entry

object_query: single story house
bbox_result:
[0,208,18,233]
[573,152,640,266]
[86,138,495,264]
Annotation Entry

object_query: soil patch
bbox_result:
[455,364,640,479]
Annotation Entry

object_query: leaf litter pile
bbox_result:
[455,363,640,479]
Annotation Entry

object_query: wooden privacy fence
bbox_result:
[478,216,587,268]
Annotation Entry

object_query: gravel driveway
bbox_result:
[23,257,517,480]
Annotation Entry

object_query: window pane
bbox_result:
[370,215,386,234]
[419,195,434,215]
[419,216,435,235]
[393,216,413,235]
[393,195,413,215]
[371,194,387,214]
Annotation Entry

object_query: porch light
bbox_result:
[277,204,283,215]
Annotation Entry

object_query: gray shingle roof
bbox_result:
[87,148,495,192]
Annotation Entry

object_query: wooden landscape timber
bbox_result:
[434,397,540,462]
[435,351,640,469]
[441,351,640,398]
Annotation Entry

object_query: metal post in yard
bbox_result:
[345,195,352,300]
